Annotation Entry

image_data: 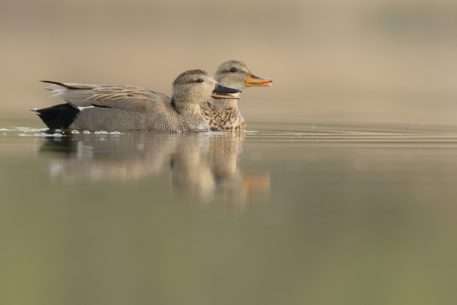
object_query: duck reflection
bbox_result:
[38,132,270,205]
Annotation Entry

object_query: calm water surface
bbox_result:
[1,122,457,305]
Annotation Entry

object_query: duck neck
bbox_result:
[172,97,202,115]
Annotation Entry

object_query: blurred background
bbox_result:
[2,1,457,305]
[1,0,457,126]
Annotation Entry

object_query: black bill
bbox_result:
[212,83,242,99]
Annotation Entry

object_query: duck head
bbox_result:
[172,69,241,105]
[215,60,273,90]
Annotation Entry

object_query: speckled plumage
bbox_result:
[203,60,272,132]
[201,100,246,132]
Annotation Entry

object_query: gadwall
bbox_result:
[201,60,272,131]
[33,69,241,132]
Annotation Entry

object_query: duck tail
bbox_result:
[31,103,80,130]
[41,80,71,88]
[41,80,72,97]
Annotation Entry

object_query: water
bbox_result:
[1,122,457,305]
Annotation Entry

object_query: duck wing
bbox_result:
[42,80,170,112]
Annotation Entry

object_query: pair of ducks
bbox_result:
[33,60,272,132]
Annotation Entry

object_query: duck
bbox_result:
[32,69,241,132]
[201,60,272,131]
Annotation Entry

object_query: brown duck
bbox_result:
[202,60,272,131]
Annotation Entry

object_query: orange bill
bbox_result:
[244,74,273,87]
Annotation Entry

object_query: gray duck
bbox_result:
[33,69,240,132]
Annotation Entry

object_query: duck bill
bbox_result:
[244,74,273,87]
[212,83,241,99]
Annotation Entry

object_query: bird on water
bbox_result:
[202,60,272,131]
[33,69,241,132]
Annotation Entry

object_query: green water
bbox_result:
[1,122,457,305]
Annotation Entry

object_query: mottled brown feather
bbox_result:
[201,102,246,132]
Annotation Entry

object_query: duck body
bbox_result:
[72,107,209,132]
[34,70,240,132]
[66,90,207,132]
[202,99,245,132]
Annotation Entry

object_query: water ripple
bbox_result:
[2,123,457,145]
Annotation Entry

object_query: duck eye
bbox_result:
[196,78,204,83]
[229,67,238,73]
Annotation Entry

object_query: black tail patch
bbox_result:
[32,103,80,130]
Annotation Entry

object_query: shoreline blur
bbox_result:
[2,0,457,124]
